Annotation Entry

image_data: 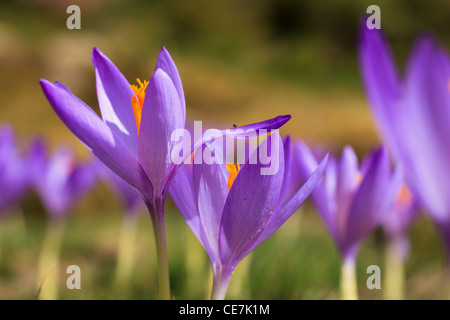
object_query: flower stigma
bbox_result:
[356,172,363,184]
[395,183,413,205]
[225,163,241,190]
[130,78,149,134]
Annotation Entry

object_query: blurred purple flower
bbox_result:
[30,139,98,220]
[358,26,450,255]
[39,46,290,299]
[170,133,328,299]
[0,125,29,215]
[96,160,144,216]
[382,180,420,299]
[383,182,420,260]
[295,141,400,299]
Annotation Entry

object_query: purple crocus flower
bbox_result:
[30,139,98,219]
[294,141,400,299]
[39,46,291,299]
[0,125,29,215]
[169,133,328,299]
[383,182,419,261]
[358,26,450,272]
[382,180,419,299]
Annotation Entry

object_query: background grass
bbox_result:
[0,201,445,300]
[0,0,448,299]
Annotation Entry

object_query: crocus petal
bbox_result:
[27,138,47,185]
[383,170,420,237]
[138,68,184,196]
[0,125,14,155]
[293,141,337,238]
[92,48,139,157]
[231,115,291,133]
[169,164,213,253]
[358,25,403,159]
[156,47,186,120]
[46,148,73,191]
[0,128,29,214]
[252,153,329,251]
[319,157,339,239]
[218,133,284,267]
[67,159,98,201]
[336,146,359,235]
[345,146,399,246]
[193,151,229,261]
[402,36,450,222]
[103,165,144,214]
[277,135,293,205]
[406,36,450,148]
[40,79,151,196]
[190,115,292,159]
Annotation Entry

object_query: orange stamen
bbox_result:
[396,183,413,205]
[129,78,149,134]
[225,163,241,190]
[355,172,363,184]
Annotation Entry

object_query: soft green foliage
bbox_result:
[0,202,443,300]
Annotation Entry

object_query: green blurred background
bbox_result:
[0,0,449,299]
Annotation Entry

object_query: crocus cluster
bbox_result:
[0,127,101,299]
[30,19,450,300]
[40,46,291,299]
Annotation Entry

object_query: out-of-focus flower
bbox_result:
[383,182,420,260]
[358,25,450,253]
[30,138,98,300]
[30,139,98,219]
[0,125,30,215]
[169,133,328,299]
[295,141,400,299]
[382,181,419,300]
[39,46,291,299]
[96,160,144,217]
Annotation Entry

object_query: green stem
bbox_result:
[114,213,138,293]
[145,198,170,300]
[210,265,232,300]
[384,236,406,300]
[36,218,65,300]
[340,257,358,300]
